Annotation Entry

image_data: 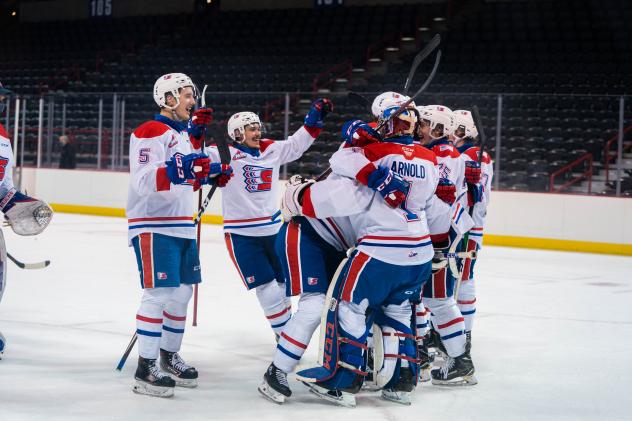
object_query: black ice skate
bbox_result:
[381,366,416,406]
[258,363,292,404]
[303,375,362,408]
[431,352,478,386]
[160,349,198,388]
[133,356,175,398]
[418,335,434,382]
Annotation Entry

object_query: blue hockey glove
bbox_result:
[165,153,210,185]
[341,120,381,147]
[367,165,409,208]
[304,98,333,128]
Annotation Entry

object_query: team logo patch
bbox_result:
[402,146,414,160]
[157,272,168,280]
[247,276,255,284]
[193,265,200,272]
[243,165,273,192]
[408,251,418,258]
[307,277,318,286]
[168,134,178,148]
[438,162,452,179]
[232,151,247,160]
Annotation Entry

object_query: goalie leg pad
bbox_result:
[374,305,418,390]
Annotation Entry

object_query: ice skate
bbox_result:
[258,363,291,404]
[381,367,415,405]
[133,357,175,398]
[431,352,477,386]
[160,349,198,387]
[303,382,357,408]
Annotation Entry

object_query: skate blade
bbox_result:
[132,380,174,398]
[303,382,356,408]
[166,373,198,388]
[431,374,478,387]
[381,390,412,406]
[361,382,382,392]
[258,381,286,405]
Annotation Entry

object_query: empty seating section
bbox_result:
[1,1,630,194]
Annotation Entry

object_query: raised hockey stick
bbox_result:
[313,49,442,182]
[7,253,50,269]
[403,34,441,95]
[115,333,137,371]
[454,105,487,302]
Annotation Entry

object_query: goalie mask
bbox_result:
[418,105,455,140]
[379,105,418,139]
[153,73,198,111]
[227,111,264,143]
[452,109,478,141]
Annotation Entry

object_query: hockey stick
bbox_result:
[313,49,442,182]
[453,105,487,302]
[7,253,50,269]
[192,84,208,327]
[115,333,137,371]
[403,34,441,95]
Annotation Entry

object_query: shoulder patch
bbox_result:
[259,139,275,153]
[0,123,9,140]
[433,144,460,159]
[364,142,437,164]
[464,147,491,164]
[133,120,170,139]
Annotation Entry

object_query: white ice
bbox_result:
[1,213,631,421]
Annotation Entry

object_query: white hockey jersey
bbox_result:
[302,140,452,266]
[457,144,494,246]
[126,115,200,244]
[424,137,467,201]
[0,124,15,201]
[205,125,320,237]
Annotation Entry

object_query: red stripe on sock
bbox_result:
[136,314,163,324]
[266,306,291,320]
[457,298,476,305]
[163,311,186,321]
[437,317,465,329]
[281,332,307,350]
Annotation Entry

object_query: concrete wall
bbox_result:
[17,168,632,254]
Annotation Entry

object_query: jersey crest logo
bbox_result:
[167,134,178,148]
[402,146,414,160]
[232,151,247,161]
[243,165,273,192]
[0,156,9,181]
[438,162,451,179]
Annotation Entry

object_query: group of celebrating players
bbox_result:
[125,72,492,407]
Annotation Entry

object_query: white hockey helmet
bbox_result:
[419,104,455,139]
[452,109,479,140]
[228,111,262,142]
[153,73,198,110]
[371,91,415,119]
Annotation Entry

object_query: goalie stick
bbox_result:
[314,49,442,182]
[7,253,49,270]
[453,105,487,302]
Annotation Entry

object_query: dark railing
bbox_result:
[604,123,632,183]
[311,60,353,93]
[549,153,593,193]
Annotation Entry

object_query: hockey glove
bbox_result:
[193,163,233,191]
[467,183,484,207]
[187,107,213,150]
[367,165,408,208]
[464,161,482,184]
[304,98,333,128]
[281,175,315,221]
[165,153,210,185]
[0,188,53,236]
[435,178,456,205]
[341,120,381,147]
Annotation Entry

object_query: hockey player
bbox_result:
[258,116,409,404]
[204,99,332,339]
[0,82,54,358]
[450,109,493,359]
[416,104,478,386]
[127,73,233,398]
[283,99,456,407]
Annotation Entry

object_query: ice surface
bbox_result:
[1,213,631,420]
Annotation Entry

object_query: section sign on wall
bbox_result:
[314,0,344,8]
[89,0,113,18]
